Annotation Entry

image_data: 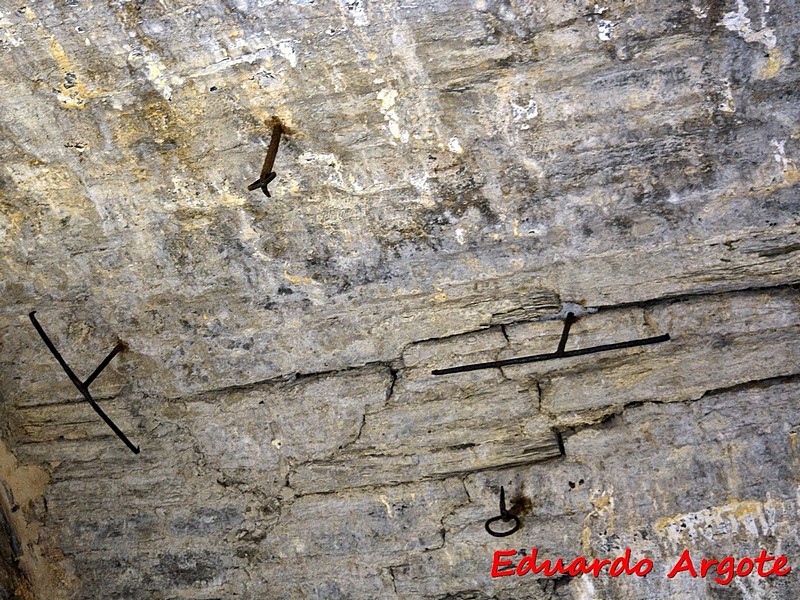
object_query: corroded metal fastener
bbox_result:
[485,486,521,537]
[29,311,140,454]
[248,122,284,197]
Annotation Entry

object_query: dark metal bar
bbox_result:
[432,333,671,375]
[29,312,140,454]
[555,312,576,355]
[84,341,126,388]
[73,386,140,455]
[246,171,276,192]
[29,312,84,389]
[261,123,283,179]
[248,122,284,197]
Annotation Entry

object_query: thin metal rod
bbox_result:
[74,386,140,455]
[555,312,576,355]
[432,333,671,375]
[247,122,284,197]
[246,171,276,192]
[84,341,125,388]
[29,312,140,454]
[260,123,283,179]
[29,311,83,389]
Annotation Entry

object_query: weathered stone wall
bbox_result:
[4,287,800,599]
[1,0,799,598]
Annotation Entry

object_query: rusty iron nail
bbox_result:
[248,122,284,197]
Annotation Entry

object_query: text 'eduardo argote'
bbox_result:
[491,548,791,585]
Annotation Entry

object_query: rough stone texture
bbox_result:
[0,503,28,600]
[0,0,799,598]
[0,442,57,600]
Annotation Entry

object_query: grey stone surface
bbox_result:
[4,288,799,599]
[0,0,799,598]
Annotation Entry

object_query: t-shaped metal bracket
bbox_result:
[432,312,670,375]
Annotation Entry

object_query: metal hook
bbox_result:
[29,311,140,454]
[485,486,521,537]
[432,311,670,375]
[248,121,284,197]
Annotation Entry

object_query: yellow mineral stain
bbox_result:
[3,210,27,239]
[465,257,483,271]
[762,50,783,78]
[732,500,765,519]
[654,498,777,533]
[47,36,93,108]
[783,165,800,185]
[182,216,212,230]
[580,526,592,554]
[49,39,72,75]
[591,493,610,510]
[219,188,248,207]
[147,62,162,81]
[284,270,314,285]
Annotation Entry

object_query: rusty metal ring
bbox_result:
[485,513,521,537]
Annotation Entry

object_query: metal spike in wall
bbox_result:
[248,120,284,197]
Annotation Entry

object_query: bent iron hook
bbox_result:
[485,486,521,537]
